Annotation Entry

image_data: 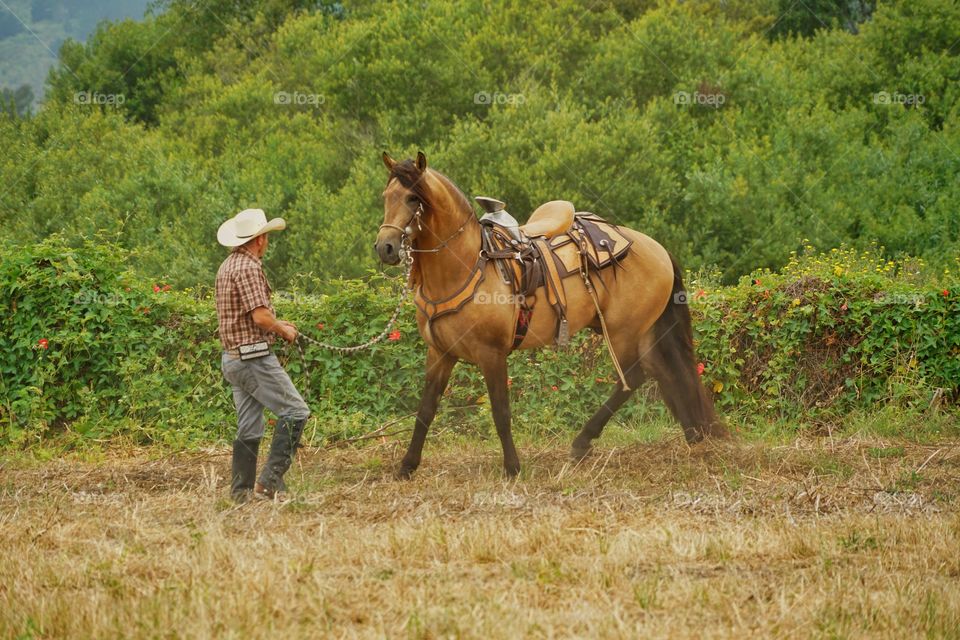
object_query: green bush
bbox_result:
[2,239,956,447]
[4,0,958,288]
[693,245,959,417]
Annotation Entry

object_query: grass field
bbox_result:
[3,425,960,639]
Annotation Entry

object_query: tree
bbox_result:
[0,84,34,117]
[770,0,875,38]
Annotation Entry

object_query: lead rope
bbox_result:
[289,238,415,450]
[295,237,414,354]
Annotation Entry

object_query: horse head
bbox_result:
[376,151,431,265]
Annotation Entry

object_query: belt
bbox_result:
[224,340,272,361]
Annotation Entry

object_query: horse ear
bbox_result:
[382,151,396,171]
[416,151,428,172]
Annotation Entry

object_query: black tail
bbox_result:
[648,255,728,442]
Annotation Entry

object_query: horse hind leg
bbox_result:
[570,351,646,461]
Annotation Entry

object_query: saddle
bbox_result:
[480,200,633,348]
[519,200,575,239]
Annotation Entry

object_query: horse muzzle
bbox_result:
[375,230,403,265]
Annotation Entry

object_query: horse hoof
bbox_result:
[395,465,415,480]
[570,445,591,461]
[504,464,521,478]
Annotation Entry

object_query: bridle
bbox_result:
[378,200,474,255]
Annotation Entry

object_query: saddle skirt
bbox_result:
[548,213,633,277]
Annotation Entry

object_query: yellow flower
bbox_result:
[792,298,801,306]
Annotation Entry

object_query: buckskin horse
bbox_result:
[375,152,727,478]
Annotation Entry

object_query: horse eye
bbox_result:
[406,196,419,205]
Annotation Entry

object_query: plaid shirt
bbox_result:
[215,247,276,350]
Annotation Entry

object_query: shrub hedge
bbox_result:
[2,238,956,446]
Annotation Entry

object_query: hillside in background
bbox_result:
[0,0,957,290]
[0,0,150,110]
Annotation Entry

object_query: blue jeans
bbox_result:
[221,352,310,441]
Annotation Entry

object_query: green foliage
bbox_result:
[3,0,956,287]
[1,240,955,446]
[769,0,875,38]
[0,84,33,117]
[2,0,960,445]
[692,244,959,417]
[0,0,152,107]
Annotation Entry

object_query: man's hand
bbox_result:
[251,307,298,343]
[276,321,299,343]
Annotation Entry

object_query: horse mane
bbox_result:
[387,161,472,213]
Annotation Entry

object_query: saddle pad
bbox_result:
[549,213,633,278]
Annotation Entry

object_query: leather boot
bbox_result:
[231,438,260,502]
[257,417,306,496]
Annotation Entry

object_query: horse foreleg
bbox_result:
[479,355,521,477]
[398,347,457,479]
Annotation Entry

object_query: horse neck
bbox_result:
[416,174,481,300]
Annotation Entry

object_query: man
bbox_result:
[215,208,310,502]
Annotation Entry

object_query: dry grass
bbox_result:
[2,433,960,639]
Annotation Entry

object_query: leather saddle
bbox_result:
[479,200,632,348]
[519,200,575,239]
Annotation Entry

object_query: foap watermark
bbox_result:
[873,292,927,306]
[274,290,326,305]
[873,91,925,107]
[474,91,525,106]
[274,91,325,107]
[73,290,125,306]
[74,91,125,106]
[672,289,716,305]
[673,90,725,108]
[475,291,527,306]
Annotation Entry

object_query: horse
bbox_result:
[375,151,727,478]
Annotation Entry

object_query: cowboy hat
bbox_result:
[217,209,286,247]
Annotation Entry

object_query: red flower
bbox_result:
[753,279,761,286]
[943,289,950,297]
[551,385,559,391]
[696,362,705,376]
[162,284,171,292]
[694,289,706,299]
[153,284,160,293]
[507,377,513,387]
[37,338,48,350]
[388,330,401,341]
[316,323,325,330]
[840,303,848,312]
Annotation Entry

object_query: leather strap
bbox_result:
[414,258,486,325]
[533,238,567,309]
[512,307,532,350]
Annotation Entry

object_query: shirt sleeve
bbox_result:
[234,268,272,314]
